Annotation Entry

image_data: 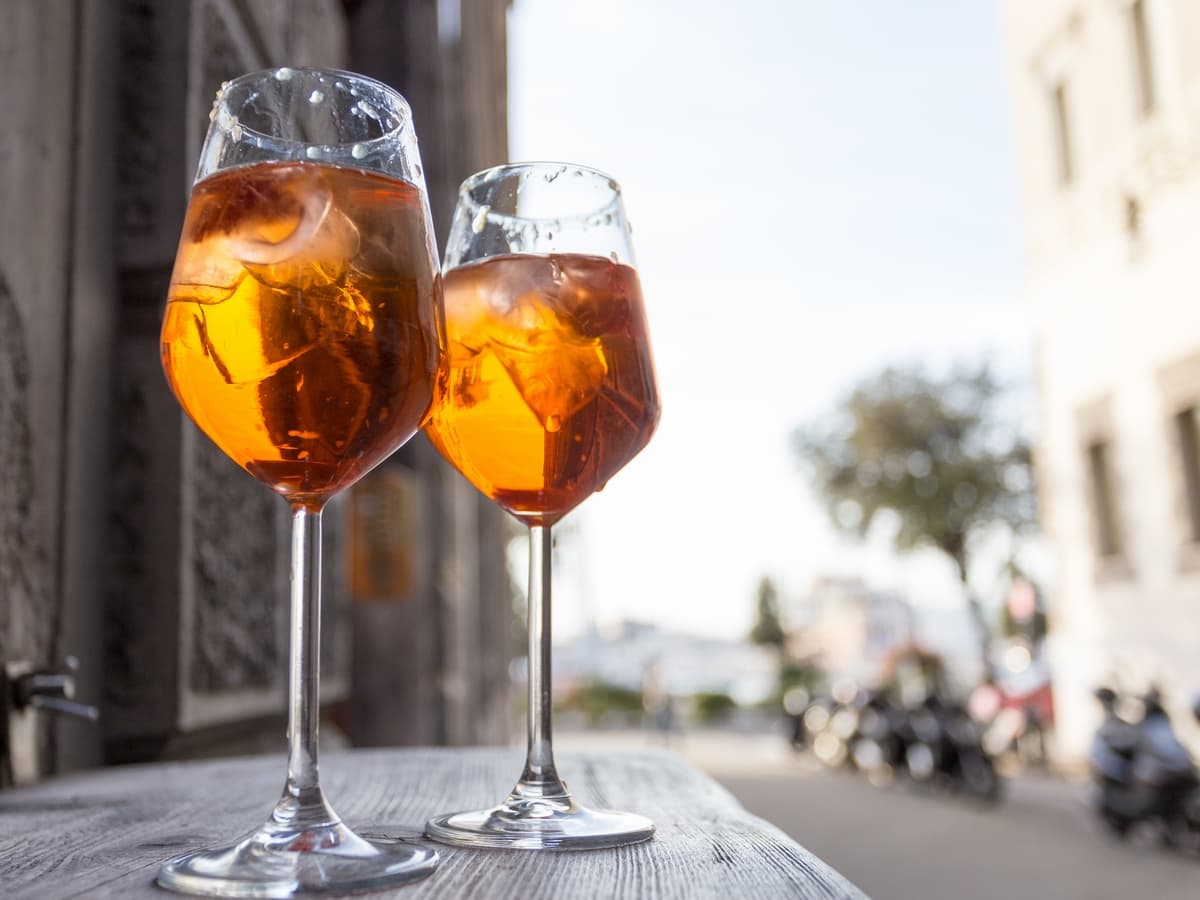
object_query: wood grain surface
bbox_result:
[0,748,868,899]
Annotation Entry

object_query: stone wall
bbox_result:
[0,0,514,778]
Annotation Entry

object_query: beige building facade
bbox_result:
[1003,0,1200,760]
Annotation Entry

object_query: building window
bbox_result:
[1128,0,1156,115]
[1050,80,1074,186]
[1175,408,1200,541]
[1086,440,1122,556]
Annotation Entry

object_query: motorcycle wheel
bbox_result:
[906,743,936,784]
[960,753,1002,804]
[1100,811,1131,839]
[1163,810,1200,854]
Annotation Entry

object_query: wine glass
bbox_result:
[156,67,441,895]
[423,162,661,849]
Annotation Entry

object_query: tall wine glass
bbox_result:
[156,67,440,895]
[423,162,661,849]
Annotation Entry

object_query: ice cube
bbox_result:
[548,254,630,338]
[499,340,606,430]
[233,185,360,291]
[448,348,490,409]
[488,294,607,429]
[169,251,246,306]
[448,324,486,364]
[477,255,556,319]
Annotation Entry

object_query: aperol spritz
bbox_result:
[426,251,658,524]
[423,163,660,851]
[156,67,440,897]
[162,160,440,504]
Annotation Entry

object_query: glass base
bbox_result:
[156,819,438,897]
[426,792,655,851]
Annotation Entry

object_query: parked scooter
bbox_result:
[789,680,865,771]
[1089,687,1200,851]
[849,690,911,785]
[790,684,1002,801]
[810,694,863,771]
[905,694,1002,802]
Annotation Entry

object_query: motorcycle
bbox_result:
[790,681,864,771]
[848,691,910,786]
[1089,687,1200,852]
[904,694,1002,802]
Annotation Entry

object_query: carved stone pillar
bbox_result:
[0,0,91,777]
[104,0,352,763]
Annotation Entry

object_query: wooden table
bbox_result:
[0,748,868,899]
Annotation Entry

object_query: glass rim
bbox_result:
[457,161,625,225]
[212,66,414,152]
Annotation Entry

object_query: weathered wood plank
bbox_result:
[0,750,867,899]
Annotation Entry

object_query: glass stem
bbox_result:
[273,503,337,829]
[515,524,569,800]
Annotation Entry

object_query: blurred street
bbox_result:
[558,728,1200,900]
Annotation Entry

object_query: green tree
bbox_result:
[749,576,786,657]
[792,363,1035,665]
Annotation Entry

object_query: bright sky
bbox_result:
[506,0,1037,641]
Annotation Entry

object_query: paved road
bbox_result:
[559,729,1200,900]
[717,756,1199,900]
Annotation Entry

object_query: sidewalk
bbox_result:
[555,724,810,776]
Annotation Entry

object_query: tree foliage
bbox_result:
[749,576,786,653]
[792,363,1035,659]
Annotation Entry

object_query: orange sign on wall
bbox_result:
[349,466,424,602]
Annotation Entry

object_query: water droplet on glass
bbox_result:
[472,204,490,234]
[604,213,612,225]
[351,143,367,159]
[609,251,619,263]
[545,231,554,241]
[275,67,294,81]
[230,123,243,141]
[358,100,378,119]
[305,146,320,159]
[545,415,563,433]
[414,164,422,177]
[309,89,325,104]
